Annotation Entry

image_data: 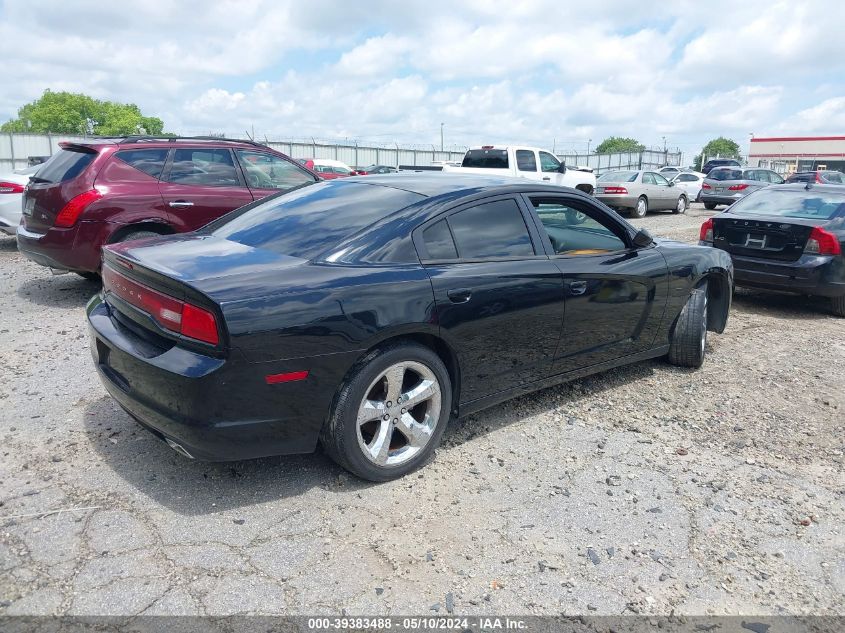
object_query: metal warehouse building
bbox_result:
[748,135,845,175]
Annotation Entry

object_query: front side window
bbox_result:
[166,148,240,186]
[236,150,316,190]
[515,150,537,172]
[531,199,627,256]
[539,152,561,173]
[447,199,534,259]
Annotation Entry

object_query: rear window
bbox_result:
[115,149,169,179]
[462,149,509,169]
[727,188,845,220]
[209,180,422,260]
[33,148,96,183]
[598,171,638,182]
[708,169,744,181]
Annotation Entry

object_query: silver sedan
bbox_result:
[595,169,689,218]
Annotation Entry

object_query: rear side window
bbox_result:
[515,150,536,172]
[447,199,534,259]
[34,148,96,183]
[462,149,509,169]
[422,219,457,259]
[166,148,240,186]
[677,174,698,182]
[115,149,169,179]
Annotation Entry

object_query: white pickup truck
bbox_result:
[442,145,596,194]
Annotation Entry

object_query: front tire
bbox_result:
[633,196,648,218]
[673,195,688,214]
[320,343,452,481]
[668,283,708,368]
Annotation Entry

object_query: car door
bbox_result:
[523,194,669,373]
[539,151,568,186]
[233,149,318,201]
[159,147,254,231]
[647,171,675,209]
[515,149,540,182]
[415,195,566,403]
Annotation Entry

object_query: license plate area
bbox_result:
[23,197,35,216]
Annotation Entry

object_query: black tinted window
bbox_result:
[166,148,240,186]
[709,169,743,181]
[115,149,168,179]
[211,180,422,260]
[462,149,509,169]
[448,199,534,259]
[515,150,536,172]
[677,174,698,182]
[422,219,457,259]
[34,148,96,183]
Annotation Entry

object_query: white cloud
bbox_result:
[778,97,845,133]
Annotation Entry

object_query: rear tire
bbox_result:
[76,271,100,281]
[633,196,648,218]
[668,283,708,368]
[704,202,717,210]
[320,342,452,482]
[831,295,845,317]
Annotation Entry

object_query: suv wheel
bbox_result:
[704,202,717,210]
[320,343,452,481]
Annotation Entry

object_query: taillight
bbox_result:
[699,218,714,242]
[603,186,628,194]
[55,189,102,228]
[102,265,220,345]
[805,227,841,256]
[816,172,823,183]
[728,184,749,191]
[701,182,712,190]
[0,181,25,194]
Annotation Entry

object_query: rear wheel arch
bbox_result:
[107,222,175,244]
[575,183,594,196]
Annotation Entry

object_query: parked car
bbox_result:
[700,167,785,210]
[87,173,732,481]
[358,165,398,175]
[595,170,689,217]
[785,170,845,185]
[658,166,692,177]
[442,145,597,194]
[0,166,39,235]
[701,158,742,175]
[298,158,361,178]
[670,171,706,202]
[16,136,318,275]
[700,184,845,316]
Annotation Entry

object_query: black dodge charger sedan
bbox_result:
[699,184,845,316]
[87,174,733,481]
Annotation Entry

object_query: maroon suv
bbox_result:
[17,137,319,275]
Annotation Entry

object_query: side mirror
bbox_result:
[667,180,675,187]
[633,228,654,248]
[557,162,567,174]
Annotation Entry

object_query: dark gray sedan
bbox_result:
[701,167,785,210]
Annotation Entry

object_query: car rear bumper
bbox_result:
[87,294,344,461]
[700,193,746,206]
[595,194,637,209]
[16,220,111,272]
[702,246,845,297]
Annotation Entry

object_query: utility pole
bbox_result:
[662,136,667,152]
[440,123,444,152]
[587,138,592,155]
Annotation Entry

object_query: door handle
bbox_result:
[542,177,551,181]
[567,280,587,296]
[447,288,472,303]
[168,201,194,208]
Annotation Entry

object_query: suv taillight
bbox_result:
[728,184,749,191]
[699,218,714,243]
[804,227,841,256]
[102,265,220,345]
[55,189,102,227]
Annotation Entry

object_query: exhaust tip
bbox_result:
[49,267,70,275]
[165,438,194,459]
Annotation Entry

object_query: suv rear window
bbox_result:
[708,169,744,181]
[33,148,96,183]
[115,149,169,179]
[462,149,509,169]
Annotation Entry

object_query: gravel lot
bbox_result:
[1,204,843,617]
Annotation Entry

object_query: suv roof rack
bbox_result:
[117,135,268,148]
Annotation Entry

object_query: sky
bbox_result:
[1,0,844,160]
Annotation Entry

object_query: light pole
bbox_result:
[587,138,592,155]
[662,136,667,152]
[440,123,444,152]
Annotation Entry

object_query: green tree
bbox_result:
[695,137,741,170]
[1,89,165,136]
[594,136,645,153]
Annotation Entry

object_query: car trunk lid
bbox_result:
[712,215,817,261]
[21,144,100,233]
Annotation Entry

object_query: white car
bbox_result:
[0,166,38,235]
[669,171,706,202]
[300,158,360,178]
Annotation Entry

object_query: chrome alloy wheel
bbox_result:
[700,291,708,355]
[677,196,686,213]
[356,361,442,467]
[636,197,647,217]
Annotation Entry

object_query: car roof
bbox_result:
[59,136,273,151]
[342,172,565,198]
